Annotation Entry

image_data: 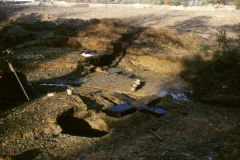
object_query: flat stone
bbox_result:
[105,93,135,105]
[91,94,115,110]
[136,105,168,117]
[105,104,137,118]
[87,119,109,133]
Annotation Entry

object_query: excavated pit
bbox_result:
[56,108,109,137]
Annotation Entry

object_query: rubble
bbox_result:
[131,79,141,92]
[95,67,109,74]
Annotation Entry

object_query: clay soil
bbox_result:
[0,2,240,160]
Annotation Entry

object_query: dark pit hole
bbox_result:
[57,108,108,137]
[90,54,118,66]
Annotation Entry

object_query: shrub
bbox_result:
[181,0,188,6]
[159,0,165,5]
[235,0,240,9]
[170,0,181,6]
[164,0,171,5]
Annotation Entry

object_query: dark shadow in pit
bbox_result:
[89,53,118,67]
[57,108,108,137]
[13,148,42,160]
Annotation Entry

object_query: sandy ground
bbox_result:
[1,2,240,40]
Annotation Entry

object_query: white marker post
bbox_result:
[8,63,30,101]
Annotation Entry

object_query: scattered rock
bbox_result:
[136,105,168,117]
[52,125,62,136]
[72,95,88,111]
[104,104,137,118]
[42,128,52,135]
[131,79,141,92]
[22,131,35,138]
[87,119,109,133]
[161,93,173,102]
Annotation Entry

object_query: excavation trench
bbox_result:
[56,108,109,137]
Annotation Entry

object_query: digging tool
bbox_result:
[144,107,156,122]
[148,130,163,140]
[8,63,29,101]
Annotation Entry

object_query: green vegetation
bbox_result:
[170,0,181,6]
[198,29,239,63]
[235,0,240,9]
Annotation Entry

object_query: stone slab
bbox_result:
[105,104,137,118]
[105,93,135,105]
[136,105,168,117]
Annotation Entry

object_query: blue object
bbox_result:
[136,105,168,117]
[105,104,137,118]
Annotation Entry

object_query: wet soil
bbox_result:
[0,2,240,160]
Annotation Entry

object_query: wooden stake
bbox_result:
[8,63,29,101]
